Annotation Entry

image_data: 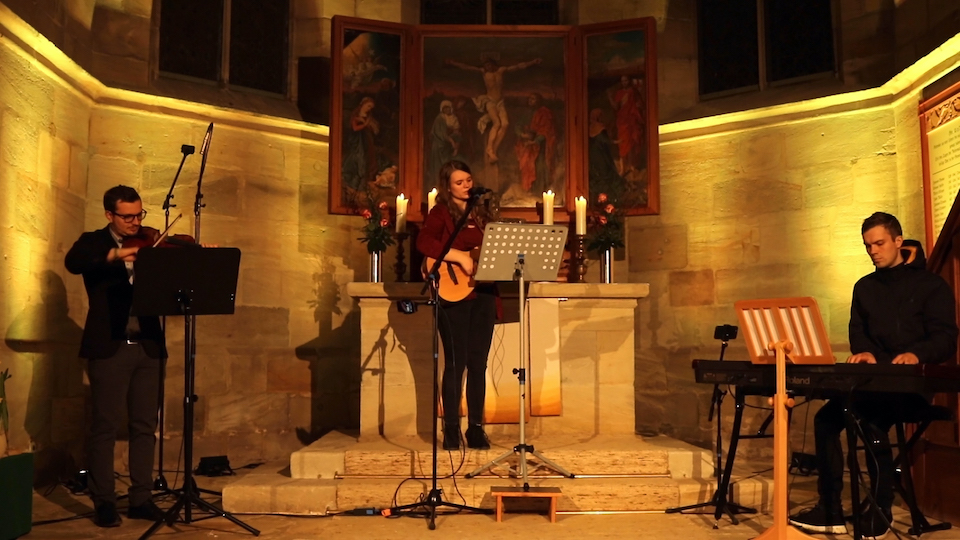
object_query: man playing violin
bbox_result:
[65,185,168,527]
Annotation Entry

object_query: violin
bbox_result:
[122,226,196,249]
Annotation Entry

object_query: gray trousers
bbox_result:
[86,342,161,507]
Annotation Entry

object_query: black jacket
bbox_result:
[65,226,166,360]
[849,241,958,364]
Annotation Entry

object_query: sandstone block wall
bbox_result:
[6,0,958,127]
[0,5,374,477]
[1,0,959,479]
[629,81,943,452]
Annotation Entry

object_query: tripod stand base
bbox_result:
[139,488,260,540]
[665,493,757,528]
[386,488,492,530]
[466,444,575,484]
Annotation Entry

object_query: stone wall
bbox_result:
[2,0,960,481]
[0,4,369,480]
[893,0,960,74]
[626,63,960,452]
[83,107,364,469]
[6,0,958,127]
[0,8,93,480]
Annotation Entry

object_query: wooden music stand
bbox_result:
[734,297,834,540]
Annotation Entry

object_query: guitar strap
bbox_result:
[445,262,459,285]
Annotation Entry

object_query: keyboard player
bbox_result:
[789,212,958,540]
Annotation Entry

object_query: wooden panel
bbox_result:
[915,174,960,523]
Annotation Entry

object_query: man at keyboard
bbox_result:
[789,212,957,539]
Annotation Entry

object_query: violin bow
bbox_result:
[153,213,184,247]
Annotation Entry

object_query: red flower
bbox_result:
[360,209,372,219]
[599,216,608,225]
[605,204,615,214]
[378,201,388,210]
[597,193,608,203]
[380,218,390,227]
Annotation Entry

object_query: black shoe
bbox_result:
[128,500,165,521]
[94,502,122,528]
[859,505,892,540]
[788,504,847,534]
[442,424,460,451]
[465,425,490,450]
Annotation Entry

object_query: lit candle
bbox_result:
[542,190,554,225]
[575,196,587,235]
[396,193,408,233]
[428,188,437,212]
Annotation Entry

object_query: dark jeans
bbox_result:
[87,342,161,507]
[437,290,497,427]
[814,392,929,511]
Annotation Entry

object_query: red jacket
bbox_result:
[417,203,499,313]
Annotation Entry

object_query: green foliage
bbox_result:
[354,190,396,254]
[585,192,625,253]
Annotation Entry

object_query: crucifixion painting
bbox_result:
[422,35,568,209]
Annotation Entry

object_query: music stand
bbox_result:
[131,247,259,539]
[465,223,576,489]
[734,297,833,540]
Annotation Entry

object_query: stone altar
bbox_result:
[346,282,650,441]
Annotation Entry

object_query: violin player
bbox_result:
[64,185,205,527]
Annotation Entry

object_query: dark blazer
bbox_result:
[65,226,166,360]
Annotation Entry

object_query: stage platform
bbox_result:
[222,431,774,515]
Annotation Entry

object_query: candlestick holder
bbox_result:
[394,231,409,282]
[570,234,587,283]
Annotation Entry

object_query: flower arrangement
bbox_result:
[356,196,395,254]
[585,192,625,253]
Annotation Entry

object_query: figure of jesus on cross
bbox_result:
[446,54,542,164]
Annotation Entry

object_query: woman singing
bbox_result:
[416,160,498,451]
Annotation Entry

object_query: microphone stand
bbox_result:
[666,328,756,527]
[185,123,216,499]
[142,123,258,539]
[154,143,194,494]
[388,193,491,530]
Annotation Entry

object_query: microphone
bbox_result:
[200,123,213,156]
[468,186,492,198]
[181,144,195,155]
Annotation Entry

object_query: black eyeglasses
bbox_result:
[111,210,147,223]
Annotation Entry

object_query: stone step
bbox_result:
[338,476,682,512]
[290,432,715,480]
[222,465,773,515]
[222,462,338,515]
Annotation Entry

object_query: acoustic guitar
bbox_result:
[423,249,480,302]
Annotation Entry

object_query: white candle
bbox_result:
[575,196,587,235]
[396,193,408,233]
[542,190,554,225]
[428,188,437,212]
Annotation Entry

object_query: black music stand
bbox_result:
[666,324,756,526]
[131,247,259,539]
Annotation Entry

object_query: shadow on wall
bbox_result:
[4,270,85,488]
[294,258,361,444]
[388,300,435,443]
